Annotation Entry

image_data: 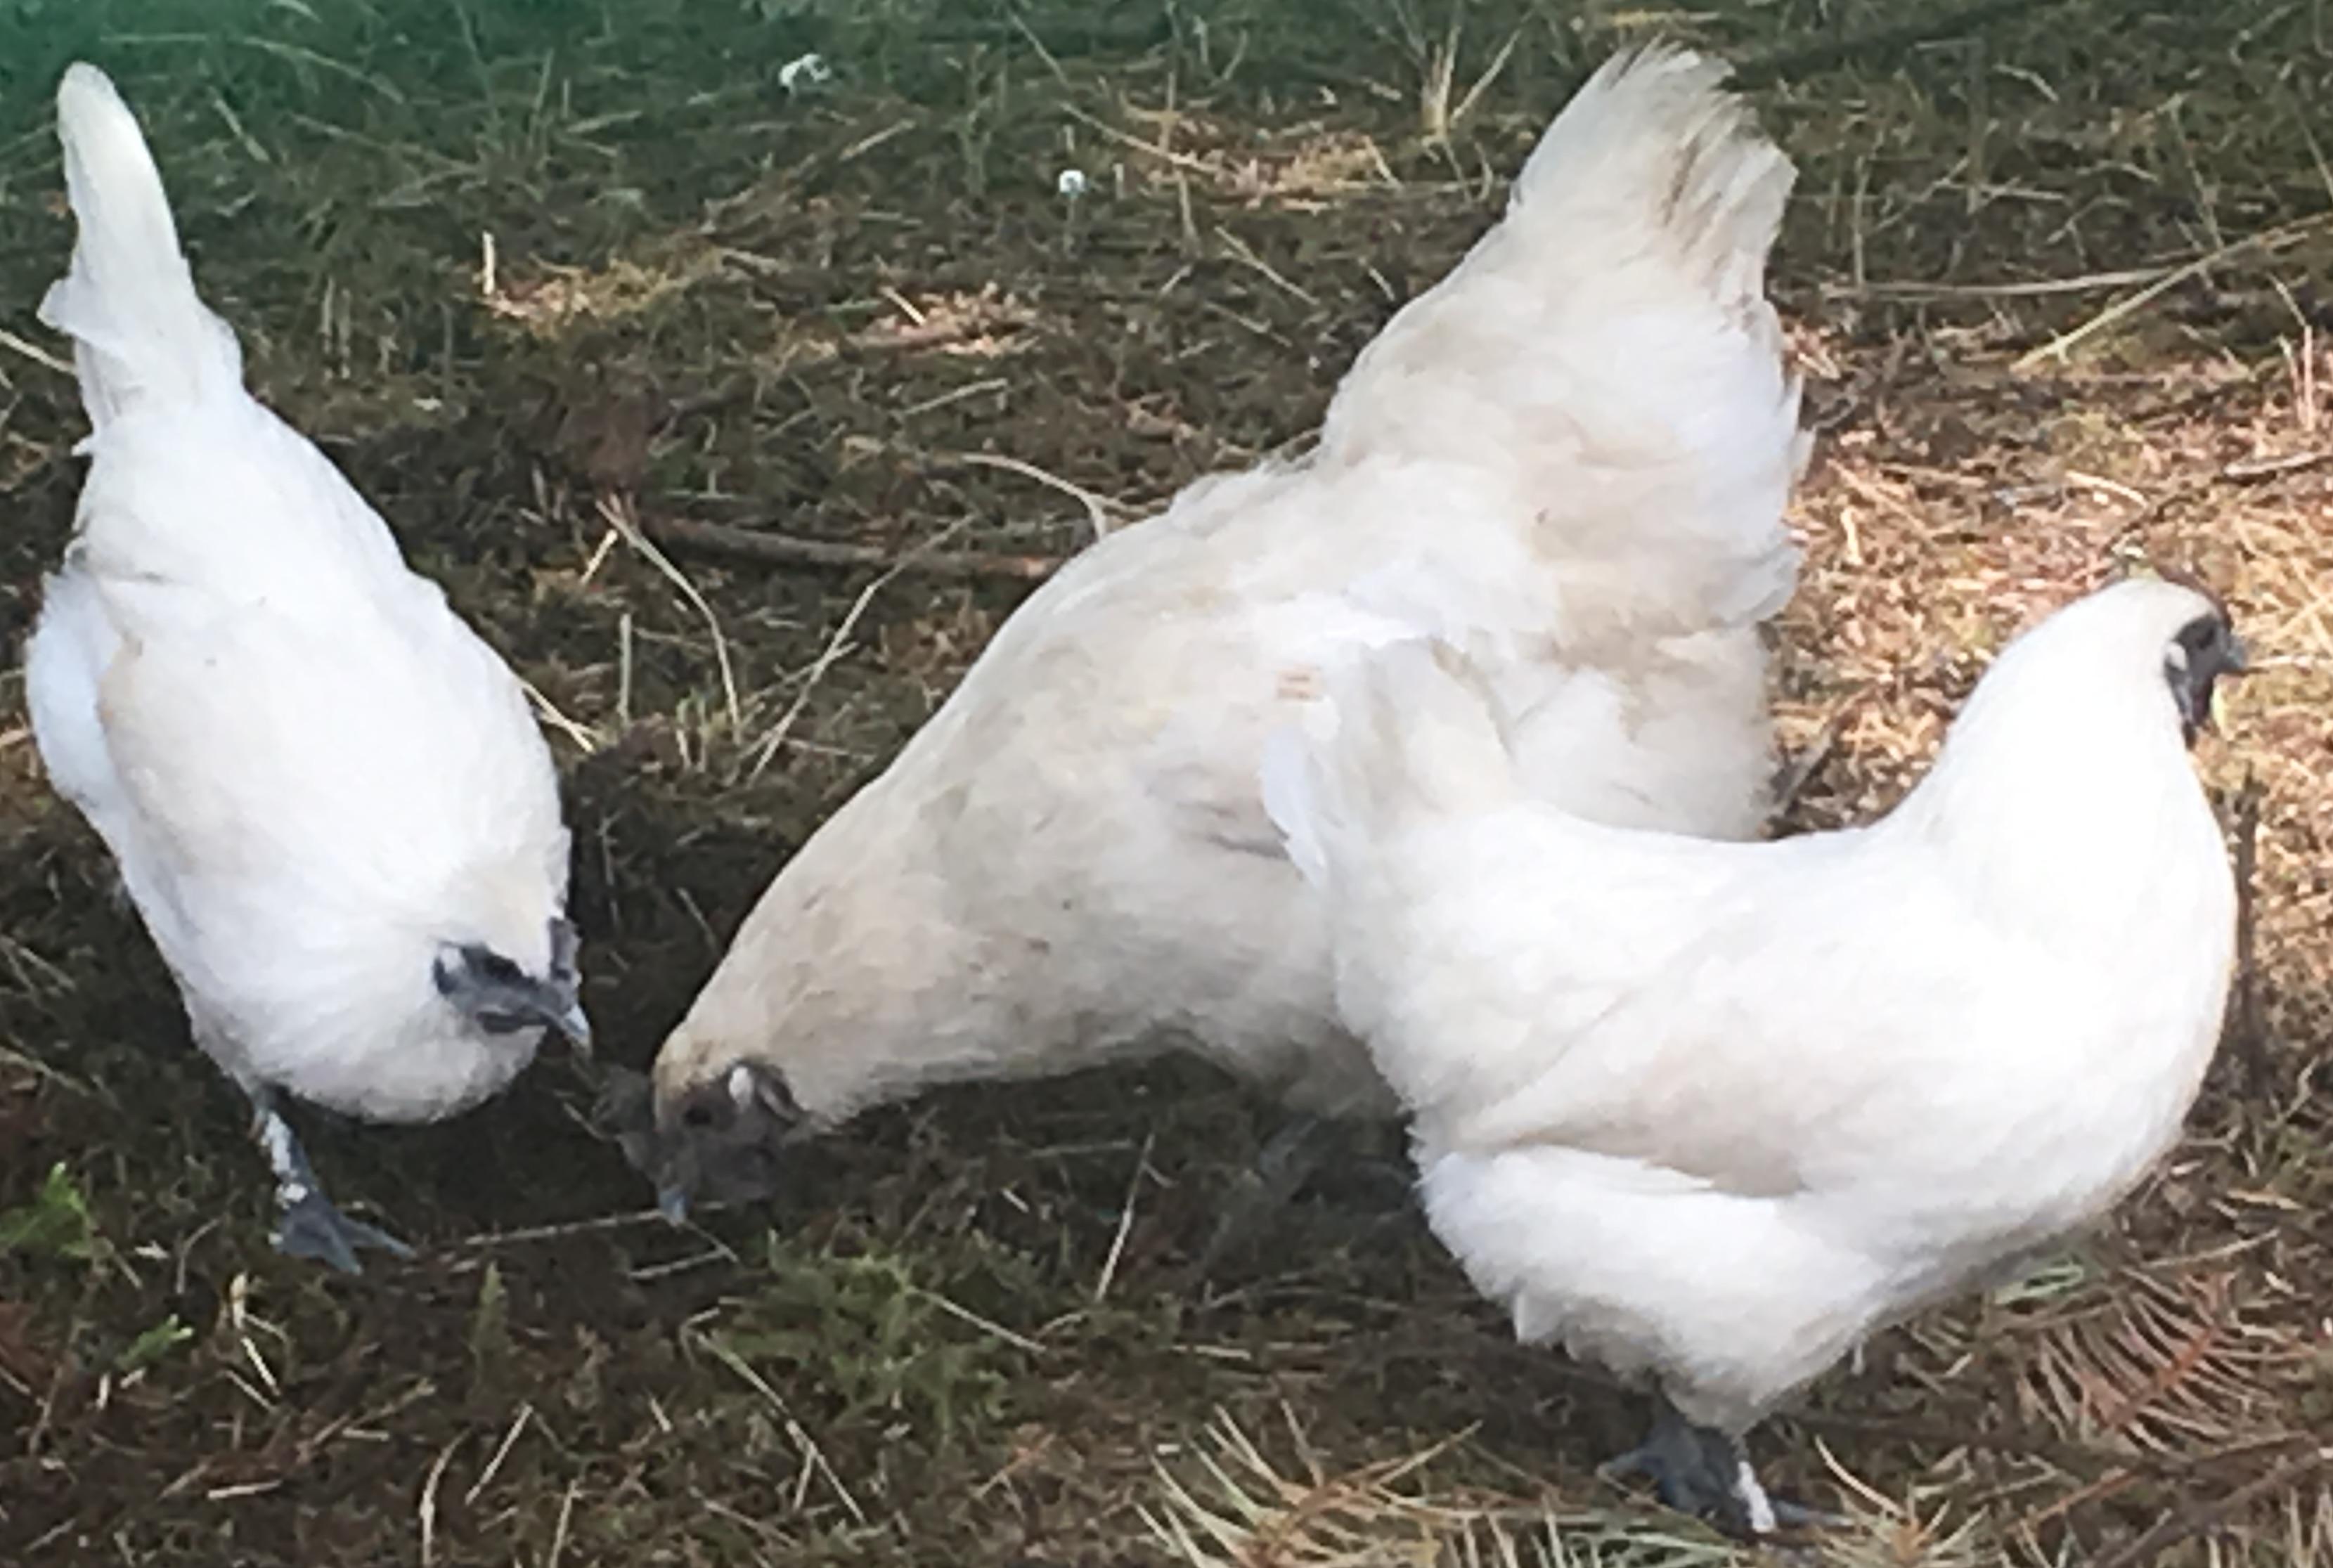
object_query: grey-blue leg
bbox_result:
[1601,1391,1841,1537]
[246,1086,414,1274]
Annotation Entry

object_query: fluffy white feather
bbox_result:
[645,46,1806,1203]
[1262,579,2241,1529]
[25,64,582,1266]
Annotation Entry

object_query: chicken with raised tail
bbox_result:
[1259,578,2244,1534]
[634,46,1808,1226]
[22,64,588,1272]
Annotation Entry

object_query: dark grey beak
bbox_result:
[543,994,593,1056]
[629,1062,803,1226]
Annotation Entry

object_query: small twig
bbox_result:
[641,514,1057,583]
[2226,771,2273,1099]
[1447,25,1523,135]
[699,1335,868,1525]
[463,1404,533,1506]
[417,1434,464,1568]
[744,518,976,784]
[0,327,72,377]
[912,1286,1048,1356]
[2093,1446,2331,1568]
[600,493,742,735]
[1059,101,1215,177]
[1832,268,2169,302]
[544,1478,579,1568]
[452,1207,684,1248]
[517,675,605,756]
[1094,1130,1156,1304]
[943,448,1133,541]
[2222,448,2330,482]
[1213,226,1320,307]
[2012,216,2333,373]
[1005,7,1074,90]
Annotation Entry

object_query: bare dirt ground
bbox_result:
[2,2,2332,1564]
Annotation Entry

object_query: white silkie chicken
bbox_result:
[635,46,1807,1219]
[23,65,588,1272]
[1260,578,2244,1534]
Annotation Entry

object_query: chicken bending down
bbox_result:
[23,65,587,1272]
[1260,579,2244,1534]
[635,45,1808,1222]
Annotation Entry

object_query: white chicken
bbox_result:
[1260,578,2244,1534]
[23,64,588,1272]
[638,46,1807,1218]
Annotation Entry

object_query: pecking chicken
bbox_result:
[636,46,1809,1219]
[1260,579,2244,1534]
[22,65,588,1271]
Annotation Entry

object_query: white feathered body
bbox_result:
[656,46,1806,1126]
[1267,584,2235,1433]
[25,65,569,1124]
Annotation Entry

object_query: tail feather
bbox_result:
[1263,640,1520,891]
[40,63,242,429]
[1503,46,1790,306]
[1319,44,1804,642]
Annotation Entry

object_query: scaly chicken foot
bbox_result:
[1601,1391,1839,1538]
[247,1088,415,1274]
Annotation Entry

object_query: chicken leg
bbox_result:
[1187,1113,1338,1278]
[247,1087,415,1274]
[1182,1113,1417,1285]
[1601,1390,1837,1538]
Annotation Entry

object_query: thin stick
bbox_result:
[2228,771,2273,1099]
[600,493,743,734]
[945,449,1132,540]
[463,1404,533,1506]
[642,514,1056,582]
[517,675,604,755]
[545,1477,579,1568]
[1006,7,1074,90]
[2223,449,2329,481]
[1059,101,1215,177]
[2012,216,2333,372]
[417,1434,464,1568]
[1094,1130,1156,1304]
[744,518,974,784]
[912,1286,1047,1356]
[700,1335,868,1525]
[1834,268,2170,301]
[2093,1447,2329,1568]
[1448,25,1523,135]
[0,327,72,377]
[1213,226,1320,307]
[453,1206,696,1249]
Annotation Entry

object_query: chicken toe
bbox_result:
[275,1188,416,1275]
[250,1091,414,1274]
[1601,1393,1830,1538]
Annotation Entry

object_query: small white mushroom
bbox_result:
[1056,167,1089,200]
